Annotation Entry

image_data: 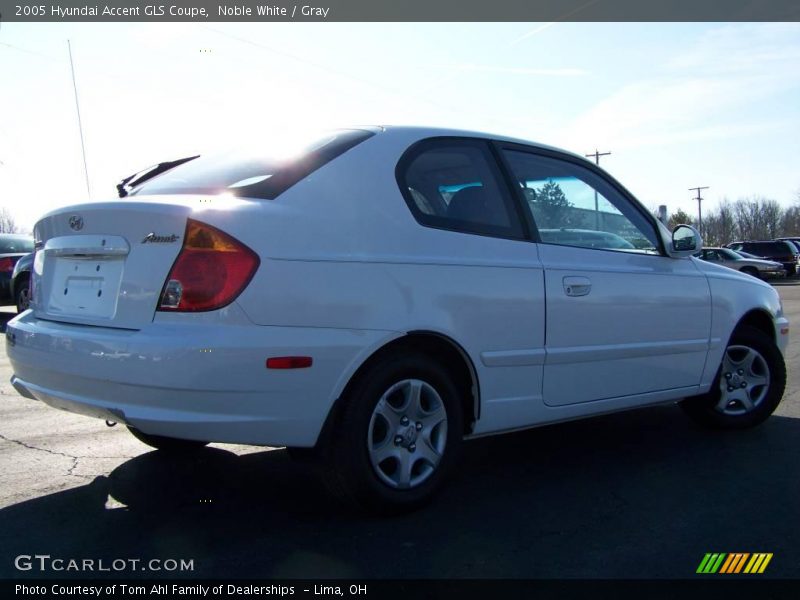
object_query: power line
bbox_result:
[0,41,59,62]
[585,149,611,230]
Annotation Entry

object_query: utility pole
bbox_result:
[689,186,709,236]
[585,149,611,230]
[68,40,91,198]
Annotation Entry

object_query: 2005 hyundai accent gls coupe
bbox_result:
[6,126,789,511]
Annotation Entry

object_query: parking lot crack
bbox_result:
[0,431,89,479]
[0,431,78,460]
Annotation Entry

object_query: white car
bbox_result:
[6,126,789,511]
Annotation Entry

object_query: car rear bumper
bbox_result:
[6,311,394,447]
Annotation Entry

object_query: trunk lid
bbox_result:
[33,199,193,329]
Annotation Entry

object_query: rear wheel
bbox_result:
[14,275,30,313]
[681,326,785,429]
[320,352,464,513]
[127,426,209,452]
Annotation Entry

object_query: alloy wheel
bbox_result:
[367,379,448,490]
[716,345,770,416]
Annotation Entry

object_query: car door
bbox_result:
[498,144,712,406]
[704,249,726,265]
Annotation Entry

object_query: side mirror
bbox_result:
[668,224,702,258]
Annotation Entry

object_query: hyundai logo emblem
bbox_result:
[69,215,84,231]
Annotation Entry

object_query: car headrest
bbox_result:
[447,186,507,226]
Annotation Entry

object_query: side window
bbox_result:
[398,139,524,239]
[501,149,659,253]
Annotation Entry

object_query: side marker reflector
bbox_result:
[266,356,313,369]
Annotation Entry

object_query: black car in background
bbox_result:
[726,240,799,276]
[0,234,35,308]
[777,237,800,254]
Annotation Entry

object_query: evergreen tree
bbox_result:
[531,180,576,228]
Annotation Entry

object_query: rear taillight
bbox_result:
[0,257,15,273]
[158,219,259,312]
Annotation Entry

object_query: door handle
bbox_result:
[563,276,592,297]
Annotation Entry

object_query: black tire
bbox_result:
[127,426,209,452]
[739,267,759,279]
[320,352,464,513]
[14,275,30,313]
[680,326,785,429]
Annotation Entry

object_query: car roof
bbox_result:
[375,125,591,164]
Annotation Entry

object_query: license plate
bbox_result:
[47,257,124,319]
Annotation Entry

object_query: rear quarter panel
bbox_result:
[222,131,549,432]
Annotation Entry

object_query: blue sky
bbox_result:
[1,22,799,231]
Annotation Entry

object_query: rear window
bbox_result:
[745,241,794,255]
[0,236,34,254]
[132,129,374,200]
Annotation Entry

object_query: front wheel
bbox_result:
[320,352,464,513]
[680,326,785,429]
[127,426,209,452]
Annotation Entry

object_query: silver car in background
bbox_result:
[695,247,786,279]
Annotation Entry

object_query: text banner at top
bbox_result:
[1,0,799,22]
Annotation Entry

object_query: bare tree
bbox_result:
[733,198,765,240]
[781,204,800,237]
[717,200,737,243]
[702,212,725,246]
[731,196,784,241]
[702,202,738,246]
[762,199,783,239]
[665,194,796,247]
[0,207,19,233]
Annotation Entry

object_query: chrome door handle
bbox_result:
[563,276,592,297]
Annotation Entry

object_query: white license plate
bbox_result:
[47,257,124,319]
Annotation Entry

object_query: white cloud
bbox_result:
[559,23,800,152]
[667,23,800,76]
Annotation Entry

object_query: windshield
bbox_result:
[132,129,373,200]
[718,248,742,260]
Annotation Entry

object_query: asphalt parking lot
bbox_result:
[2,283,800,580]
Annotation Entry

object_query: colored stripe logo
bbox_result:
[696,553,773,574]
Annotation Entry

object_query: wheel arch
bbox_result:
[733,309,776,344]
[11,269,30,298]
[317,331,481,449]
